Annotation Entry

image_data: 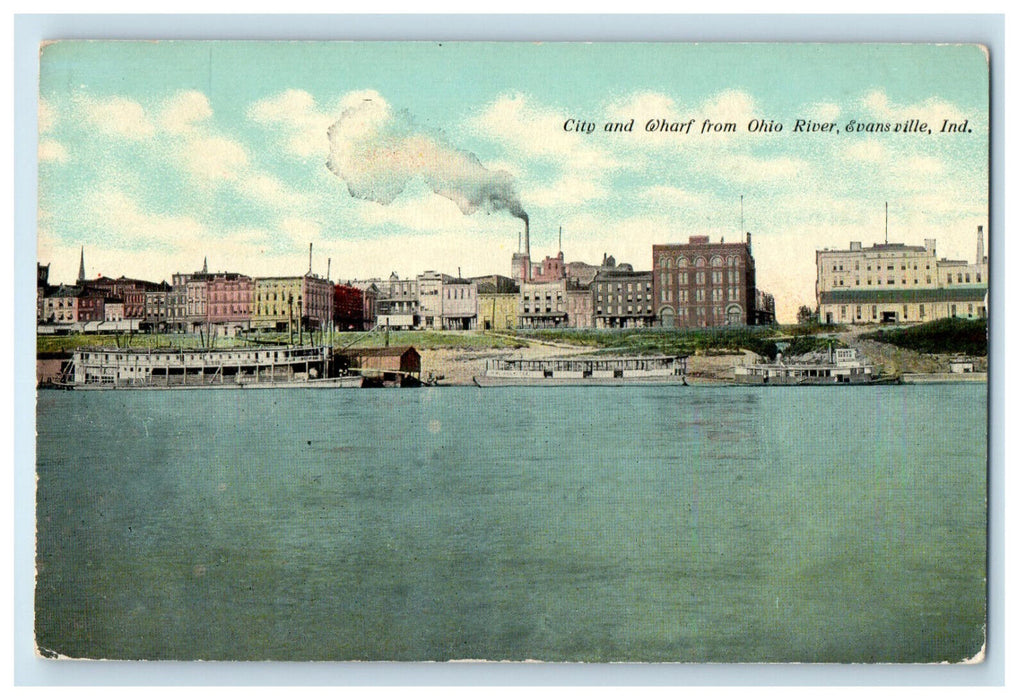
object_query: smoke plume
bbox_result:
[326,92,528,224]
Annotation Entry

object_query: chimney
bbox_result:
[327,258,331,282]
[746,232,752,251]
[524,219,531,261]
[308,243,313,275]
[977,225,985,265]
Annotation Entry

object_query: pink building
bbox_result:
[206,273,253,330]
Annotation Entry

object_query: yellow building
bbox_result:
[477,293,519,331]
[253,275,332,331]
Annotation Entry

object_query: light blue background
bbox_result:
[14,13,1005,686]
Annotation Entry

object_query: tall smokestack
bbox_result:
[327,258,331,282]
[524,219,531,260]
[977,225,985,265]
[308,243,313,275]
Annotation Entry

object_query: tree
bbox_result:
[796,305,817,325]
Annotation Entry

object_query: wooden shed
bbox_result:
[338,346,421,384]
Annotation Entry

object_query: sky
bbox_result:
[37,41,990,323]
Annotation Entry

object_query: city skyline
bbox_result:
[38,42,989,322]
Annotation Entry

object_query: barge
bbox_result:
[58,345,363,389]
[733,347,891,385]
[473,355,688,387]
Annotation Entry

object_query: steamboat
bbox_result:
[733,347,892,385]
[473,355,688,387]
[56,345,363,389]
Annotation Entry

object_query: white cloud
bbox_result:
[523,175,608,209]
[860,90,973,132]
[160,90,213,134]
[79,96,155,140]
[605,91,683,123]
[38,139,68,163]
[84,188,207,249]
[279,217,323,247]
[639,185,710,209]
[183,136,248,182]
[700,89,758,125]
[249,88,337,158]
[238,173,307,209]
[355,190,472,233]
[701,153,806,184]
[842,139,887,163]
[468,93,615,172]
[904,156,945,176]
[809,102,842,123]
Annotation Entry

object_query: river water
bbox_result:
[35,384,987,662]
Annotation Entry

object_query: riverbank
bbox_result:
[36,327,988,388]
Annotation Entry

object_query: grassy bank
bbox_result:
[859,318,988,356]
[516,327,783,358]
[36,329,529,354]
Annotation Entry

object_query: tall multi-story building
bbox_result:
[416,271,478,330]
[169,259,209,332]
[333,283,365,331]
[518,278,570,328]
[816,225,988,324]
[566,284,594,328]
[652,234,757,328]
[591,264,655,329]
[143,282,171,332]
[252,274,332,332]
[206,273,253,333]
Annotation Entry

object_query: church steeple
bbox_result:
[202,256,208,274]
[77,246,86,284]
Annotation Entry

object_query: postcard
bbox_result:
[34,40,989,663]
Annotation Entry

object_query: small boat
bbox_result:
[59,345,363,390]
[733,347,889,386]
[473,355,688,387]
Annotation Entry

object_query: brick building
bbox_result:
[334,283,365,331]
[652,234,757,328]
[592,265,655,328]
[206,273,253,333]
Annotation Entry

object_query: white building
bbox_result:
[816,225,988,324]
[416,271,478,330]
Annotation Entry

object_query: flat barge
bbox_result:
[473,355,688,387]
